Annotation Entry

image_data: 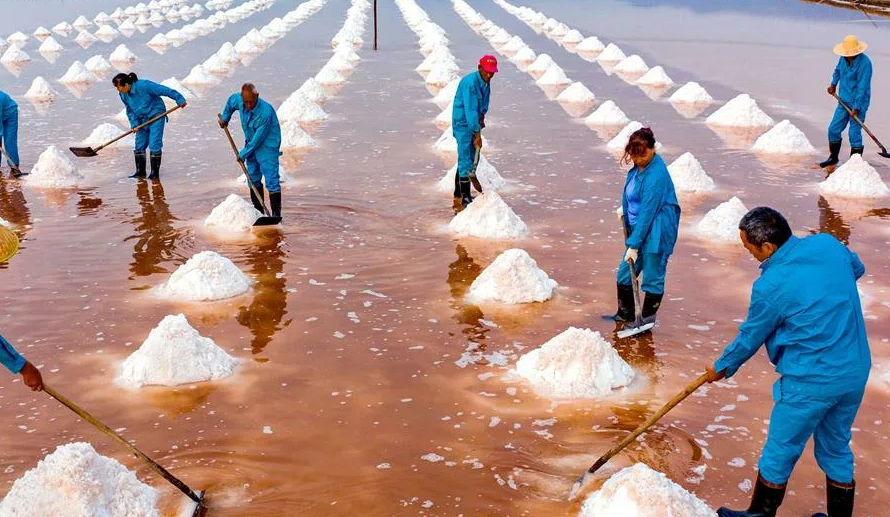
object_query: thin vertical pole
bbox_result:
[373,0,378,51]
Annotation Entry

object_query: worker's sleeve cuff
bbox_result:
[713,357,738,379]
[6,356,26,375]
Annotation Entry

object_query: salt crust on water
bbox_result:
[437,154,506,192]
[158,250,252,301]
[119,313,238,388]
[465,248,557,304]
[110,44,137,64]
[706,94,775,127]
[819,155,890,198]
[0,46,30,64]
[81,123,133,147]
[597,43,626,62]
[280,120,318,151]
[585,100,629,126]
[668,152,716,193]
[27,146,82,188]
[279,91,328,124]
[580,463,716,517]
[24,77,58,101]
[636,66,673,86]
[556,82,595,104]
[515,327,634,399]
[0,442,158,517]
[536,64,571,86]
[38,36,63,53]
[670,81,713,104]
[697,197,749,242]
[614,54,649,74]
[448,192,528,240]
[85,55,114,75]
[750,119,816,154]
[527,53,555,75]
[576,36,605,54]
[60,61,96,84]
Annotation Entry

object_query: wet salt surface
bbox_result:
[2,0,890,516]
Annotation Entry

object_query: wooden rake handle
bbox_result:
[98,104,184,153]
[218,114,272,217]
[832,92,888,153]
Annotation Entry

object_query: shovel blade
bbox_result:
[253,216,282,227]
[616,321,655,339]
[878,150,890,159]
[69,146,98,157]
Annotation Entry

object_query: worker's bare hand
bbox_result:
[473,133,482,149]
[218,116,228,129]
[827,85,836,96]
[705,365,726,383]
[852,109,859,118]
[179,102,188,109]
[479,115,486,129]
[19,361,43,391]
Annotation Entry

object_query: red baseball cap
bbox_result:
[479,55,499,73]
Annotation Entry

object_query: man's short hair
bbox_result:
[739,207,792,247]
[241,82,258,95]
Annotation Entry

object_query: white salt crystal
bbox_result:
[819,155,890,198]
[118,313,238,388]
[80,123,133,148]
[158,250,252,301]
[59,61,97,84]
[297,78,326,103]
[751,120,816,154]
[580,463,715,517]
[535,64,571,86]
[23,77,58,102]
[670,81,713,104]
[697,197,749,242]
[514,327,634,399]
[526,53,555,75]
[109,44,137,65]
[278,91,328,124]
[597,43,626,62]
[585,100,630,126]
[74,30,97,47]
[576,36,605,54]
[437,154,505,192]
[448,192,528,239]
[466,249,557,304]
[510,46,536,63]
[204,194,262,234]
[614,54,649,74]
[38,37,63,54]
[561,29,584,44]
[706,94,775,128]
[280,120,317,151]
[217,42,241,63]
[316,65,346,85]
[636,66,673,87]
[26,146,83,188]
[556,82,595,104]
[667,152,716,193]
[0,46,30,64]
[85,55,114,75]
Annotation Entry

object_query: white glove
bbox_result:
[624,248,638,264]
[616,206,623,220]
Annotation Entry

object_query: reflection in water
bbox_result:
[76,189,104,217]
[125,180,178,279]
[818,195,851,244]
[237,232,289,358]
[446,244,489,342]
[611,325,662,375]
[0,175,31,230]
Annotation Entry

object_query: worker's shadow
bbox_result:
[446,244,490,346]
[125,180,180,280]
[236,232,291,359]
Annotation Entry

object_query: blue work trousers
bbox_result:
[759,385,864,485]
[134,117,166,154]
[828,104,868,149]
[617,252,668,295]
[1,107,20,167]
[454,129,475,179]
[244,149,281,193]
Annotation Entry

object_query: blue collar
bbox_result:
[760,235,799,272]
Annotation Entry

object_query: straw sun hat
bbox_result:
[834,35,867,57]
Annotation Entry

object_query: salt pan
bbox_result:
[668,152,716,193]
[636,66,673,86]
[81,123,133,148]
[526,53,555,75]
[670,81,713,104]
[556,82,595,104]
[697,197,749,242]
[597,43,626,62]
[316,65,346,85]
[119,314,238,388]
[38,37,63,54]
[0,46,30,64]
[24,77,58,102]
[614,54,649,74]
[27,145,83,188]
[585,100,630,126]
[448,192,528,239]
[706,94,775,128]
[59,61,96,84]
[109,44,137,65]
[280,120,318,151]
[576,36,605,54]
[158,250,252,301]
[535,64,571,86]
[465,249,557,304]
[819,155,890,198]
[750,120,816,154]
[437,154,505,192]
[279,91,328,124]
[580,463,715,517]
[514,327,634,399]
[85,55,114,75]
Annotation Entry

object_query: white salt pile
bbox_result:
[579,463,716,517]
[94,25,120,39]
[203,54,230,75]
[279,91,328,125]
[33,26,52,40]
[561,29,584,45]
[607,121,643,149]
[670,81,713,104]
[697,197,749,242]
[597,43,626,62]
[751,120,816,154]
[614,54,649,74]
[119,313,238,388]
[636,66,673,87]
[52,22,74,36]
[109,44,137,66]
[316,66,346,85]
[217,41,241,63]
[434,79,460,108]
[536,65,571,86]
[335,46,361,63]
[526,53,555,76]
[74,30,97,47]
[38,36,64,54]
[166,29,187,44]
[26,145,83,188]
[85,55,114,75]
[158,250,252,301]
[448,192,528,239]
[549,23,568,38]
[297,78,326,103]
[556,82,595,104]
[465,248,557,304]
[119,19,137,32]
[0,442,159,517]
[585,100,630,126]
[182,64,216,87]
[511,46,536,63]
[435,104,452,128]
[514,327,634,399]
[501,36,527,54]
[327,53,355,73]
[280,120,317,151]
[147,34,170,48]
[576,36,605,55]
[1,46,30,64]
[426,65,458,86]
[820,155,890,198]
[160,77,195,107]
[59,61,96,84]
[437,154,506,192]
[80,123,133,148]
[24,77,58,102]
[6,32,29,46]
[149,11,166,23]
[667,152,716,193]
[706,94,775,127]
[73,15,93,29]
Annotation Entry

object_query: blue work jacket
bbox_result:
[452,71,490,134]
[621,154,680,255]
[831,54,872,111]
[0,90,17,121]
[715,234,871,397]
[0,332,26,374]
[221,94,282,161]
[119,79,186,128]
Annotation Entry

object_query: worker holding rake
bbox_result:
[819,35,872,168]
[452,55,497,209]
[0,90,25,178]
[1,331,43,391]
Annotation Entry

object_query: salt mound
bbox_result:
[0,46,30,64]
[280,120,317,151]
[607,121,643,149]
[556,82,595,103]
[24,77,58,101]
[465,248,557,304]
[6,32,28,46]
[697,197,749,242]
[597,43,626,62]
[751,120,816,154]
[81,123,132,147]
[26,145,83,188]
[73,15,93,28]
[580,463,716,517]
[435,104,452,127]
[636,66,673,86]
[182,64,215,86]
[448,192,528,239]
[501,36,527,54]
[515,327,634,399]
[203,54,230,74]
[217,42,241,63]
[434,79,460,108]
[614,54,648,74]
[297,78,326,103]
[585,100,630,126]
[59,61,96,84]
[670,81,713,104]
[820,155,890,198]
[327,53,354,73]
[94,25,120,39]
[149,11,165,23]
[549,23,568,38]
[535,64,571,86]
[511,46,536,63]
[119,19,137,32]
[119,314,238,388]
[109,44,137,65]
[426,65,458,86]
[437,154,506,192]
[53,22,74,36]
[234,36,260,55]
[160,77,194,99]
[706,94,774,128]
[147,34,170,47]
[576,36,605,54]
[166,29,187,44]
[561,29,584,44]
[0,442,159,517]
[158,250,252,301]
[526,53,555,75]
[316,66,346,85]
[667,152,716,193]
[85,55,114,75]
[38,36,64,53]
[74,30,97,47]
[279,91,328,124]
[335,46,361,63]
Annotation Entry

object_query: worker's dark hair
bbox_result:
[622,127,656,165]
[112,73,138,87]
[739,207,792,248]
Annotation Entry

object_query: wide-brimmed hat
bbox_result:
[834,35,867,57]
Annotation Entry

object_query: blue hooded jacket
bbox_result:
[119,79,186,128]
[831,54,872,112]
[621,154,681,255]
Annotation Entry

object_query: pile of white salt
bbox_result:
[585,100,629,126]
[279,91,328,125]
[670,81,713,104]
[85,55,114,75]
[697,196,749,242]
[597,43,626,63]
[280,120,318,151]
[27,146,83,188]
[465,248,557,304]
[706,94,775,127]
[614,54,648,74]
[556,82,595,104]
[636,66,673,87]
[158,250,252,301]
[667,152,716,193]
[59,61,96,84]
[80,123,133,148]
[448,192,528,239]
[526,53,555,76]
[820,155,890,198]
[751,120,816,154]
[535,64,571,86]
[24,77,58,102]
[437,154,505,192]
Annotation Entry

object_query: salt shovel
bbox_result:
[43,384,208,517]
[567,372,710,501]
[218,114,281,226]
[69,104,183,158]
[832,93,890,159]
[0,145,26,177]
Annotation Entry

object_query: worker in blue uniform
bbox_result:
[113,72,187,180]
[219,82,283,219]
[451,55,497,209]
[605,127,680,328]
[707,207,869,517]
[0,90,25,178]
[819,35,872,168]
[1,331,44,391]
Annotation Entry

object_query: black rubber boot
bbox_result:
[147,152,161,180]
[850,147,863,156]
[811,478,855,517]
[641,292,664,324]
[459,177,473,207]
[269,191,281,218]
[818,141,842,168]
[717,475,786,517]
[603,284,635,322]
[10,166,27,178]
[129,151,147,178]
[249,183,265,213]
